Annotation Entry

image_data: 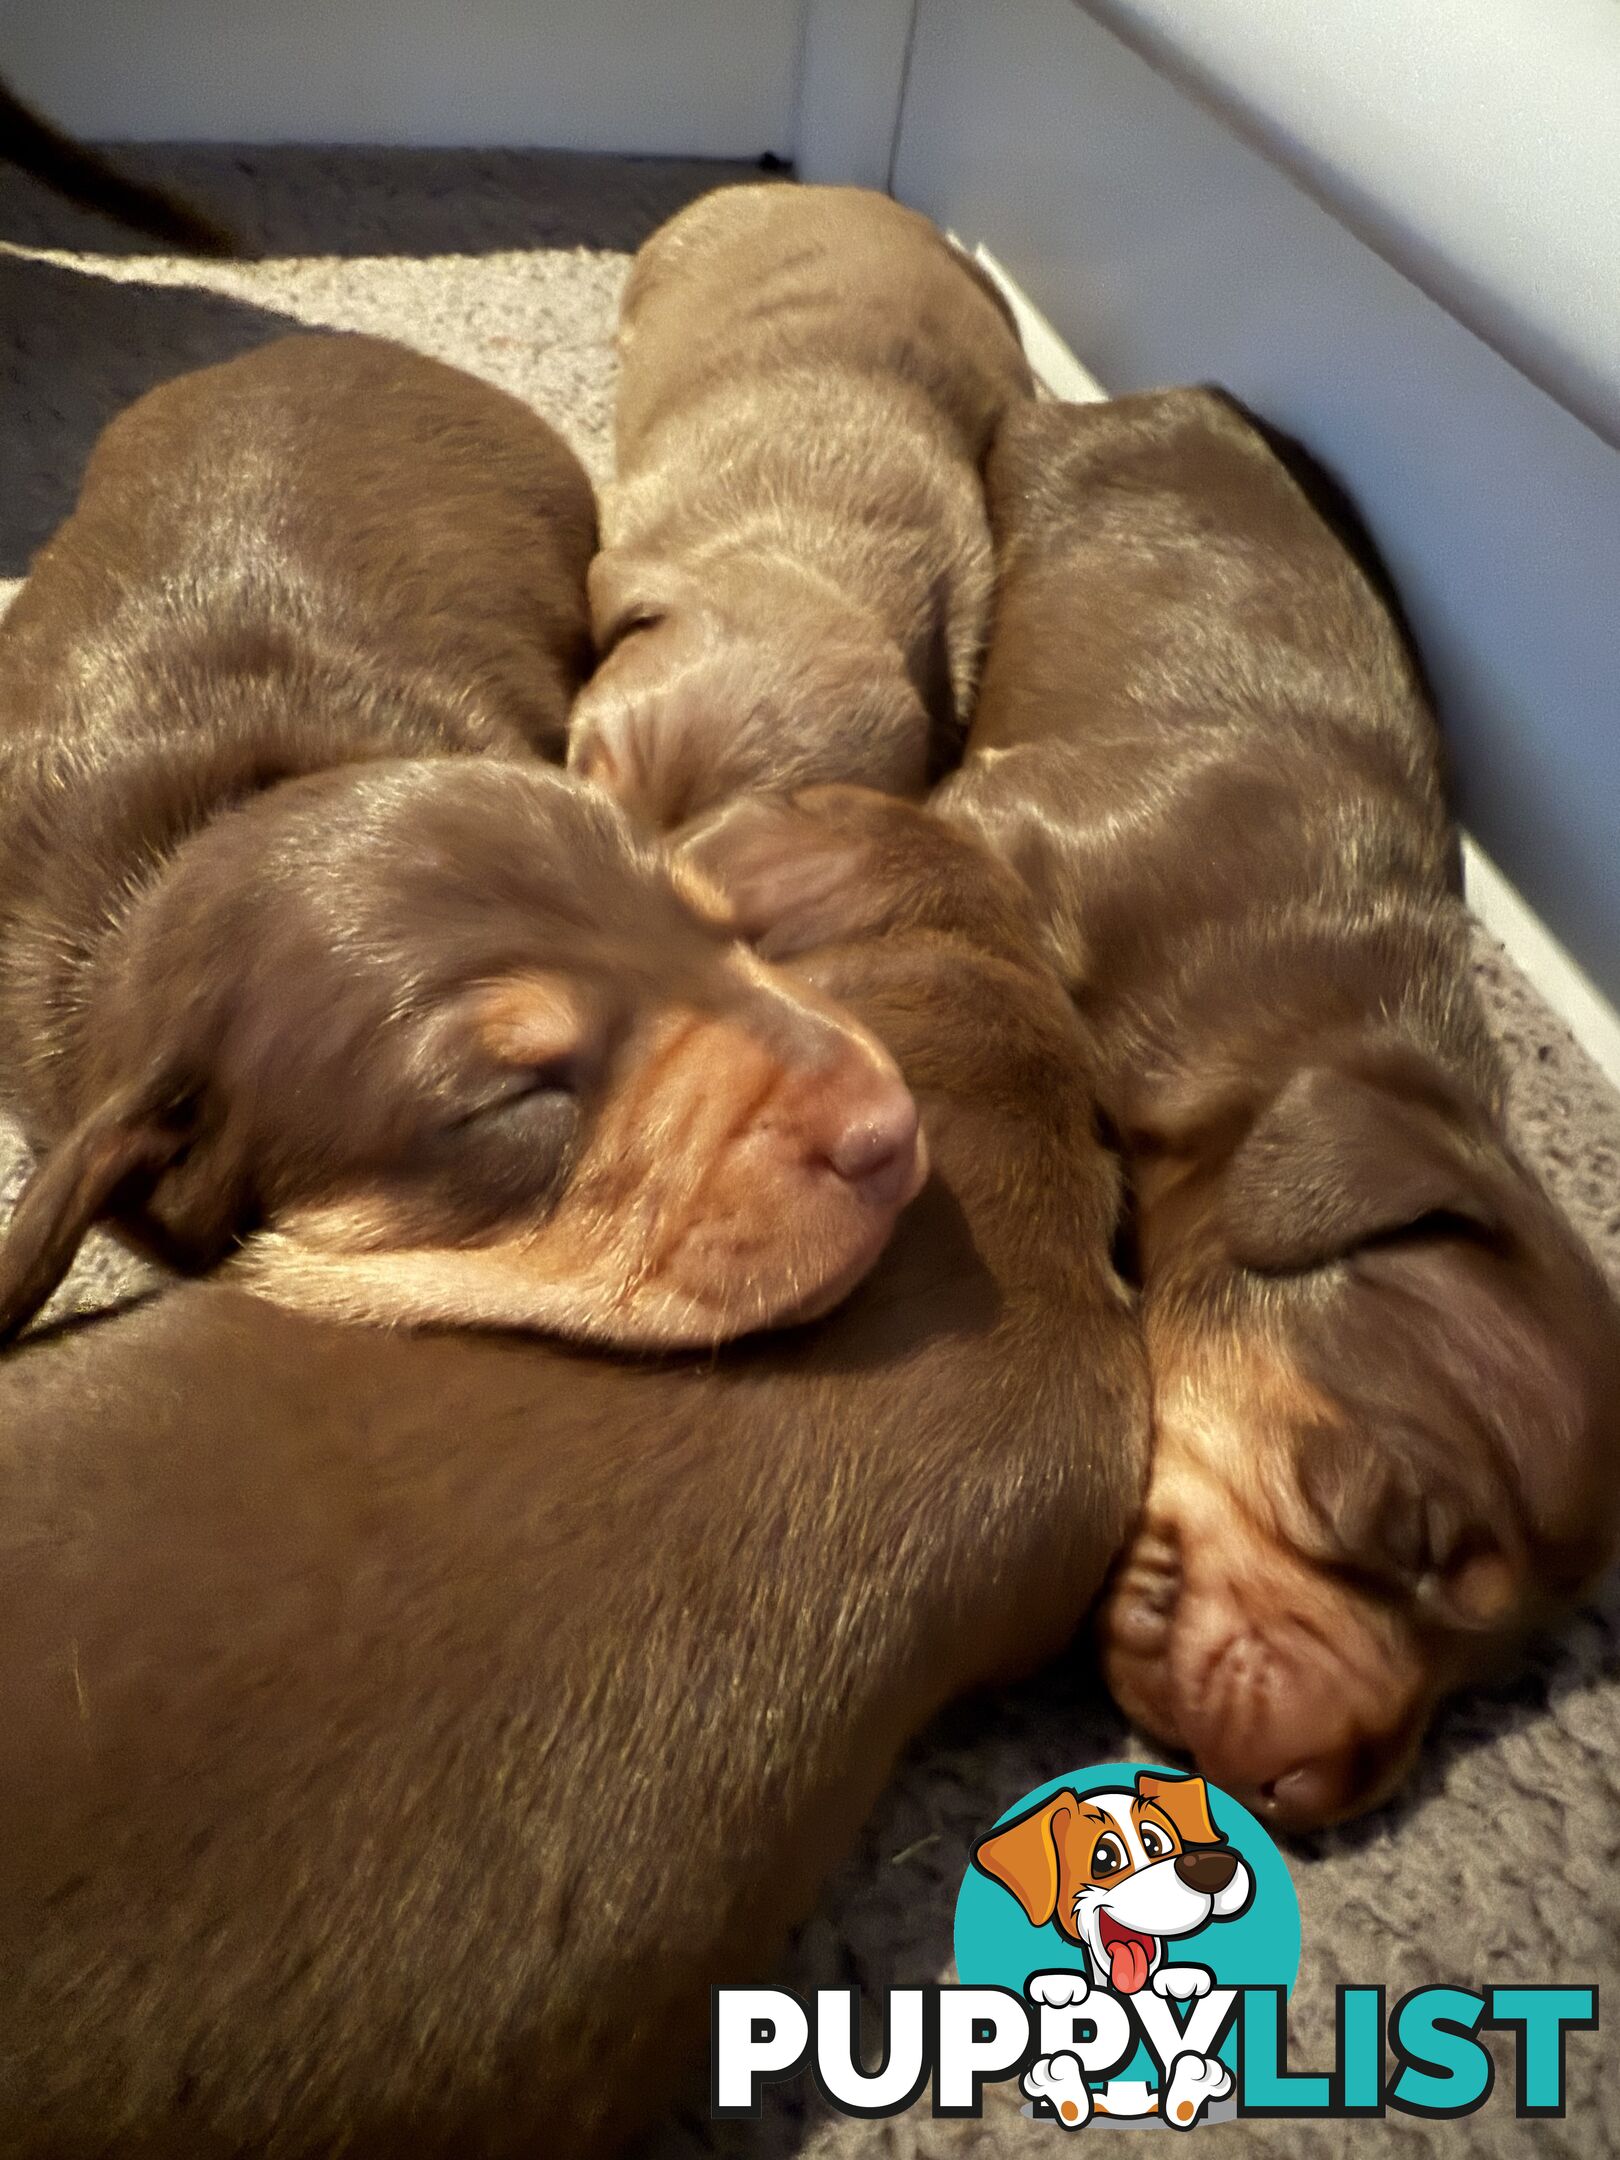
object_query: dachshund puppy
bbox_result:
[0,789,1148,2160]
[568,182,1035,827]
[0,334,923,1347]
[941,389,1620,1829]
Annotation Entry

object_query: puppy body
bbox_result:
[0,328,596,1117]
[943,390,1620,1827]
[570,183,1034,825]
[0,793,1148,2158]
[0,337,926,1347]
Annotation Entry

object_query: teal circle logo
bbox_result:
[954,1763,1300,2121]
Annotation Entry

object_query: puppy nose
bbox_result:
[1249,1738,1400,1832]
[823,1087,923,1206]
[1173,1849,1237,1895]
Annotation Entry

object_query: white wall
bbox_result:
[892,0,1620,1022]
[1077,0,1620,454]
[794,0,916,190]
[0,0,803,156]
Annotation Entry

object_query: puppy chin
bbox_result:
[229,1193,919,1349]
[710,1147,930,1335]
[226,1232,661,1342]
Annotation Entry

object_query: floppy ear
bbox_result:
[586,549,700,654]
[675,791,886,961]
[0,1087,188,1344]
[1223,1065,1502,1273]
[1135,1772,1222,1847]
[971,1789,1079,1928]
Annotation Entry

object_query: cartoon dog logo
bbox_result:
[972,1771,1253,2130]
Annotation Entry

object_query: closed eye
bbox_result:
[425,1075,582,1228]
[604,599,666,641]
[1360,1207,1498,1254]
[454,1062,583,1127]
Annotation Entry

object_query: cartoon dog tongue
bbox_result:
[1099,1915,1155,1994]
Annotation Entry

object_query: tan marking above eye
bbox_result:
[469,972,594,1071]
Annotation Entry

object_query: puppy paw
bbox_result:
[1023,2052,1091,2130]
[1098,1518,1183,1660]
[1152,1963,1213,2002]
[1161,2051,1233,2130]
[1028,1969,1091,2009]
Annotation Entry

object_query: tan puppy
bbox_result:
[569,182,1035,827]
[943,389,1620,1828]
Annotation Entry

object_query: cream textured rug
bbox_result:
[3,149,1617,2158]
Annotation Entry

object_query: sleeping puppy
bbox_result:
[0,788,1147,2160]
[568,182,1035,827]
[941,388,1620,1829]
[0,334,924,1348]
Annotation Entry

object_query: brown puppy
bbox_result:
[568,182,1035,827]
[941,389,1620,1830]
[0,789,1147,2159]
[0,334,923,1348]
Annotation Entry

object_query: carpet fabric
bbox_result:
[3,149,1617,2158]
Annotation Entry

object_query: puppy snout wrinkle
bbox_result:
[1173,1849,1237,1895]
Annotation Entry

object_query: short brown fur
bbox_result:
[569,182,1035,827]
[0,70,236,254]
[0,790,1147,2158]
[941,388,1620,1828]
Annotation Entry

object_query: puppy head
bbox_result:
[677,784,1136,1316]
[972,1774,1251,1992]
[567,550,931,830]
[0,761,927,1347]
[1100,1044,1620,1830]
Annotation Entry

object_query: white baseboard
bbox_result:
[967,242,1620,1092]
[968,244,1107,404]
[1462,841,1620,1091]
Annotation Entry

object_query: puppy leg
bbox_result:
[1023,2052,1092,2130]
[1160,2051,1233,2131]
